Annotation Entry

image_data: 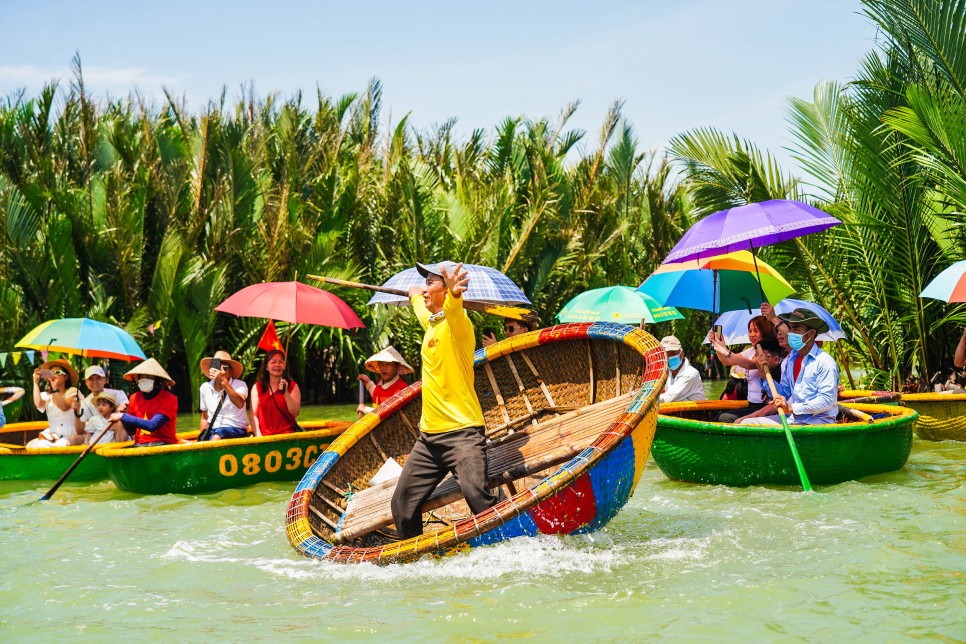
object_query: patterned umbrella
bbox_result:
[557,286,683,324]
[15,318,147,361]
[367,264,530,307]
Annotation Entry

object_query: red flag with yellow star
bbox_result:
[257,320,284,353]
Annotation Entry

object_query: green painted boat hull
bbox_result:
[0,421,110,482]
[101,420,350,494]
[652,402,917,487]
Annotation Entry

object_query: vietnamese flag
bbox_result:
[257,320,284,352]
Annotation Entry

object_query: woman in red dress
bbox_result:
[250,350,302,436]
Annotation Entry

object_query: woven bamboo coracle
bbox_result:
[285,322,667,564]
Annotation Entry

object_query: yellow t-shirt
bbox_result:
[411,291,485,433]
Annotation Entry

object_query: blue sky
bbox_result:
[0,1,877,171]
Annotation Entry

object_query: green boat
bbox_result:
[652,400,917,487]
[0,420,112,482]
[1,386,26,424]
[841,389,966,442]
[99,420,351,494]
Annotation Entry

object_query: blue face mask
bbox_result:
[787,331,809,351]
[668,355,682,370]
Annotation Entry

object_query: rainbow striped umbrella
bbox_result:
[15,318,146,361]
[920,260,966,303]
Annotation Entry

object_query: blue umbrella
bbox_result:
[703,299,847,345]
[368,264,530,307]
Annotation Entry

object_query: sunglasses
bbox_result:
[504,325,521,333]
[50,369,69,377]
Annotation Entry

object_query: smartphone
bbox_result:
[210,358,222,371]
[713,325,723,337]
[482,327,497,339]
[38,368,54,379]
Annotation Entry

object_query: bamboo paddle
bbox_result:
[40,422,115,501]
[759,358,813,492]
[309,275,539,323]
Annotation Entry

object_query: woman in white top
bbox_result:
[709,315,779,422]
[27,359,83,448]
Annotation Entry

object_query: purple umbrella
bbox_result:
[664,200,841,264]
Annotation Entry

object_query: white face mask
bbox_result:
[137,379,155,393]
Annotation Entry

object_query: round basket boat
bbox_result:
[286,322,667,565]
[897,393,966,442]
[0,420,111,482]
[98,419,351,494]
[0,386,26,424]
[653,400,918,487]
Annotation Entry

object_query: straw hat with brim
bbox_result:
[93,391,118,409]
[365,346,414,375]
[124,358,175,387]
[777,307,830,334]
[416,260,459,279]
[40,359,78,386]
[200,351,243,379]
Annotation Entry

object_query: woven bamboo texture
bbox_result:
[286,322,667,564]
[898,393,966,441]
[653,401,918,486]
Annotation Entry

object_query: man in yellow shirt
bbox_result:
[391,260,497,539]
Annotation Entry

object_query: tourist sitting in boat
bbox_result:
[110,358,179,447]
[74,365,129,444]
[725,337,785,423]
[392,260,498,540]
[198,351,249,441]
[709,315,778,414]
[739,307,839,425]
[658,335,707,403]
[27,360,84,448]
[481,316,536,347]
[83,391,124,445]
[357,346,413,417]
[251,349,302,436]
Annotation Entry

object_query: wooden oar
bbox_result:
[838,392,901,405]
[761,369,813,492]
[309,275,539,323]
[39,423,114,501]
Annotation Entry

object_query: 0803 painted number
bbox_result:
[219,444,328,478]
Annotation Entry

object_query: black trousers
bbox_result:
[391,426,497,540]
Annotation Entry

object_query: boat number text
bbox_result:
[218,444,327,477]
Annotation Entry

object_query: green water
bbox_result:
[1,401,963,640]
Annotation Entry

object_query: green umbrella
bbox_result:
[557,286,684,325]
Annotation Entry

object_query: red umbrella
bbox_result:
[215,281,365,329]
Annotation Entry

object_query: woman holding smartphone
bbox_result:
[250,350,302,436]
[708,315,780,422]
[27,360,83,447]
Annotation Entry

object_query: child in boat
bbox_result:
[83,391,126,445]
[357,346,413,417]
[726,337,784,423]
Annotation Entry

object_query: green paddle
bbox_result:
[761,367,813,492]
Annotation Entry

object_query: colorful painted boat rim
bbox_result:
[653,400,918,486]
[285,321,667,564]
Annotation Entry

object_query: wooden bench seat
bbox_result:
[329,392,635,544]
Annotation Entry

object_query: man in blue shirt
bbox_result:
[740,306,839,425]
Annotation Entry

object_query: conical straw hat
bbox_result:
[124,358,175,387]
[365,346,414,375]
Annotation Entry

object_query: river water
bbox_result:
[1,399,963,641]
